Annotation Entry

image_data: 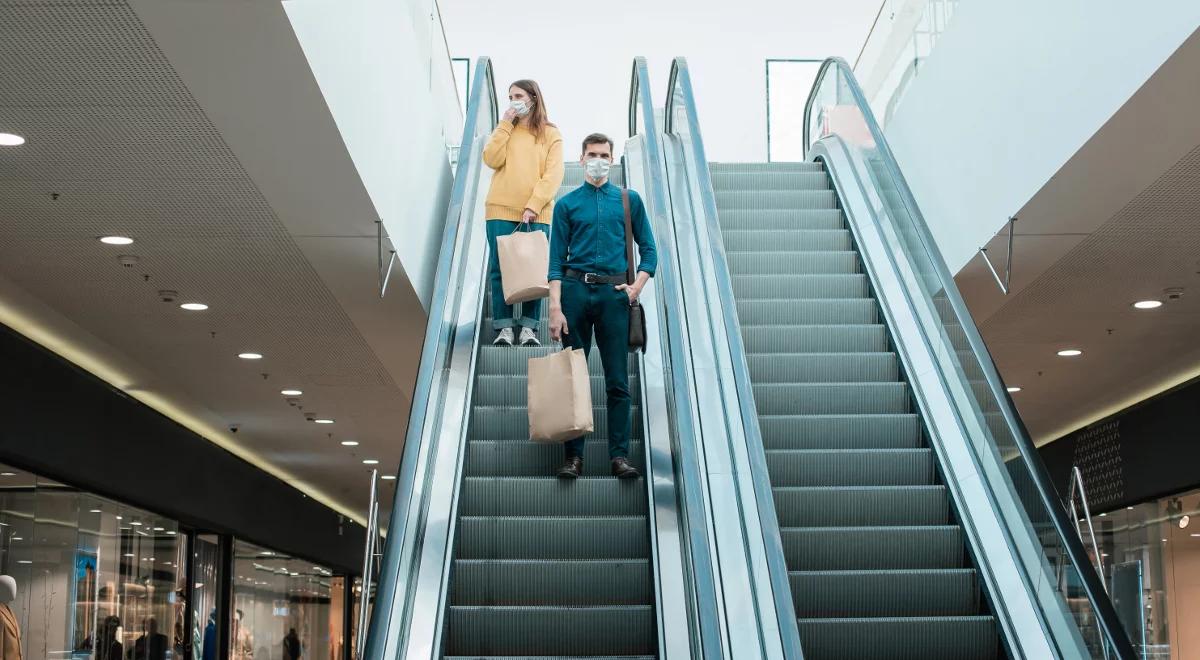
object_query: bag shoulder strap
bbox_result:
[621,188,634,285]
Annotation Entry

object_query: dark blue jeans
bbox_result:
[486,220,550,330]
[560,277,632,460]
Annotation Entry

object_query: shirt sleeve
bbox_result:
[481,121,513,169]
[548,199,570,281]
[630,191,657,277]
[525,131,564,214]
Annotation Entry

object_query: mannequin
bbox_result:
[0,575,21,660]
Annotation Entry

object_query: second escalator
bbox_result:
[711,161,1004,659]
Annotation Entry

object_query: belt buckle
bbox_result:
[583,272,598,284]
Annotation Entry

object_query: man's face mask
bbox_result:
[585,157,612,180]
[510,99,532,116]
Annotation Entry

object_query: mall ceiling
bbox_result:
[0,0,429,523]
[957,29,1200,444]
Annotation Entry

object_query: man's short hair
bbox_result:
[581,133,614,154]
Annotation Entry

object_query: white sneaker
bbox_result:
[519,327,540,346]
[493,328,514,346]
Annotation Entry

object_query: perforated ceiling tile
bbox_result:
[982,143,1200,438]
[0,0,405,516]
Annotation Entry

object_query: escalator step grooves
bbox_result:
[442,164,656,658]
[712,161,1002,659]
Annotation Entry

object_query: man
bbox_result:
[548,133,656,479]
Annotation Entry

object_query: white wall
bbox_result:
[283,0,463,308]
[440,0,880,163]
[883,0,1200,273]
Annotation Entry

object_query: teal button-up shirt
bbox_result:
[548,181,657,281]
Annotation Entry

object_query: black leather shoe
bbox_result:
[556,457,582,479]
[611,457,640,479]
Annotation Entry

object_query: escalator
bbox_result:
[710,160,999,657]
[659,57,1138,659]
[442,164,657,659]
[362,58,703,660]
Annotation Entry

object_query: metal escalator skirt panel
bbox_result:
[363,56,497,660]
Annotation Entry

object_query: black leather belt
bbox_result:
[564,268,625,285]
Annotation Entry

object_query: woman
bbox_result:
[482,79,564,346]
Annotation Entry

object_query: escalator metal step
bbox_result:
[797,616,998,660]
[473,375,640,407]
[766,449,933,487]
[715,189,838,210]
[710,161,825,172]
[781,526,965,571]
[458,478,648,517]
[468,407,643,440]
[457,516,650,560]
[753,382,910,415]
[477,346,634,376]
[747,353,899,383]
[773,486,948,527]
[709,170,832,191]
[790,569,981,617]
[717,209,845,231]
[741,325,887,353]
[451,559,652,606]
[732,274,868,300]
[444,605,656,656]
[465,441,645,476]
[727,251,859,275]
[759,414,921,450]
[736,299,878,326]
[724,229,851,252]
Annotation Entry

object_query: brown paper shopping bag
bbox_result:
[528,348,594,443]
[496,226,550,304]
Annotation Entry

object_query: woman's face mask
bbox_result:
[510,99,532,116]
[585,157,612,180]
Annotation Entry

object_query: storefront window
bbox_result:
[0,463,184,659]
[193,534,223,660]
[231,539,341,660]
[1087,487,1200,659]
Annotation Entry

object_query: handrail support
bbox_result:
[977,216,1015,294]
[377,220,398,298]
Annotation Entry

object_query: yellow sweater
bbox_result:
[482,120,564,224]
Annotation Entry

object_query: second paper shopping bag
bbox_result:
[528,348,594,443]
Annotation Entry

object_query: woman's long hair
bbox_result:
[511,79,553,140]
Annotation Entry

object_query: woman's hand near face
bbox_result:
[502,106,518,123]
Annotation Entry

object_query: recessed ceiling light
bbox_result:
[341,440,359,446]
[1006,386,1022,393]
[153,527,164,531]
[90,509,102,514]
[0,473,15,477]
[1132,300,1163,310]
[381,475,396,481]
[314,418,334,424]
[281,389,303,397]
[167,531,177,536]
[1098,512,1107,517]
[115,516,123,520]
[1180,515,1191,529]
[0,133,26,146]
[130,521,143,526]
[238,352,263,360]
[16,560,31,565]
[99,235,134,245]
[11,537,22,542]
[1057,349,1083,357]
[180,303,209,311]
[362,459,379,465]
